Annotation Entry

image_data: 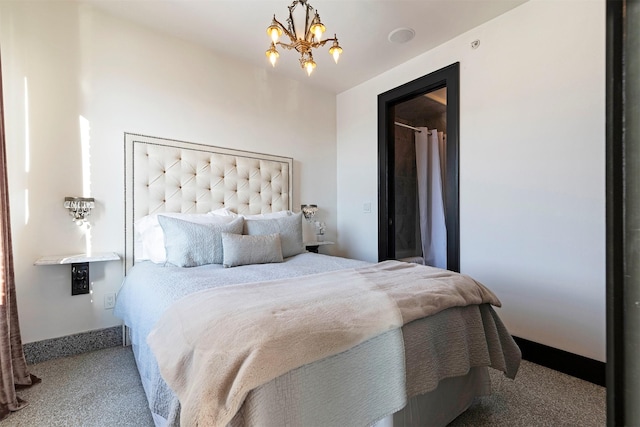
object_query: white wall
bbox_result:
[0,1,338,343]
[1,0,607,362]
[336,0,606,361]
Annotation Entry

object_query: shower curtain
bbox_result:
[415,127,447,268]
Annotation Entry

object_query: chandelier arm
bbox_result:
[276,41,298,51]
[272,17,297,42]
[287,0,302,43]
[288,0,309,42]
[303,2,312,42]
[311,37,337,49]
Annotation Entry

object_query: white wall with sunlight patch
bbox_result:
[0,1,337,343]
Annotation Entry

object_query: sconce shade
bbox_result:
[64,197,95,225]
[301,204,318,220]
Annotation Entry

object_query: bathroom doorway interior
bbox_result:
[378,63,459,271]
[393,88,447,265]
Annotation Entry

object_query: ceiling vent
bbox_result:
[388,27,415,44]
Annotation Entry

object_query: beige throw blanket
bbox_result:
[147,260,501,427]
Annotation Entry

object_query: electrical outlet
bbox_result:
[104,293,116,309]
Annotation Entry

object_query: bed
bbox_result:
[115,133,521,427]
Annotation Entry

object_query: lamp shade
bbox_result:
[329,39,342,63]
[301,204,318,219]
[267,17,283,42]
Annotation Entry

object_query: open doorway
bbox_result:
[377,63,460,271]
[393,88,447,266]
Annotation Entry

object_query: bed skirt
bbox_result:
[374,366,490,426]
[130,305,507,427]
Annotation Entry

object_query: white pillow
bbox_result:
[241,210,292,220]
[134,212,237,263]
[208,207,239,218]
[243,212,303,258]
[221,233,283,268]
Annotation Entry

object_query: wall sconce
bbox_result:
[301,204,318,221]
[64,197,95,225]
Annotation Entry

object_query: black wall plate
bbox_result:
[71,262,90,295]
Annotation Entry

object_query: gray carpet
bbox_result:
[4,346,605,426]
[448,359,606,426]
[5,346,154,427]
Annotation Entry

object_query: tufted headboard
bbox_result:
[124,133,293,272]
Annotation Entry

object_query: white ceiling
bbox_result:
[83,0,528,94]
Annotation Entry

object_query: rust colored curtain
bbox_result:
[0,50,40,421]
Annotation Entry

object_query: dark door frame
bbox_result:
[606,1,639,425]
[377,63,460,271]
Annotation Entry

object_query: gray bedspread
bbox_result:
[115,253,520,426]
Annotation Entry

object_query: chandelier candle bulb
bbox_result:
[267,16,283,42]
[305,59,316,76]
[265,0,342,75]
[329,37,342,63]
[310,13,325,41]
[266,42,279,66]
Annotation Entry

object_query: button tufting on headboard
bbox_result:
[125,134,292,272]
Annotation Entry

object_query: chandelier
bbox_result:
[266,0,343,76]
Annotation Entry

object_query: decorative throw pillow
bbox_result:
[243,212,304,258]
[135,212,238,263]
[158,216,244,267]
[221,233,283,268]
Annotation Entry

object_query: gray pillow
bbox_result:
[158,216,244,267]
[243,212,304,258]
[221,233,283,268]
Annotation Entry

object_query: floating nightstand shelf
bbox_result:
[304,241,334,253]
[34,252,120,265]
[34,252,120,295]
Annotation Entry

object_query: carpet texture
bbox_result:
[5,346,154,426]
[3,346,605,426]
[449,358,605,426]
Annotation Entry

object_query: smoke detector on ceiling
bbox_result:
[388,27,415,44]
